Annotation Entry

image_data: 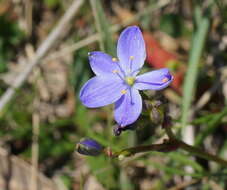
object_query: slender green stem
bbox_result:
[165,126,227,167]
[114,139,179,157]
[114,124,227,166]
[177,140,227,166]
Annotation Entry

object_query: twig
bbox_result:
[0,0,84,112]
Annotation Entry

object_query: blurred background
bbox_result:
[0,0,227,189]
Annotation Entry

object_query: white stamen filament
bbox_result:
[112,57,126,77]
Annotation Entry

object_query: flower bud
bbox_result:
[76,138,103,156]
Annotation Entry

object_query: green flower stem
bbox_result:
[114,125,227,166]
[177,139,227,166]
[165,126,227,167]
[114,139,179,158]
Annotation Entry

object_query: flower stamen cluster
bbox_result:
[125,76,135,86]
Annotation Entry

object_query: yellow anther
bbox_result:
[121,90,127,94]
[130,56,134,60]
[112,69,119,73]
[162,77,169,83]
[112,57,117,62]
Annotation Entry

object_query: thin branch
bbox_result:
[0,0,84,112]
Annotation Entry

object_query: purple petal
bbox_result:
[89,51,124,76]
[117,26,146,74]
[80,75,126,108]
[134,68,173,90]
[114,88,142,127]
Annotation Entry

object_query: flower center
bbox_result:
[125,76,135,86]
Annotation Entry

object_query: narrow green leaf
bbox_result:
[195,107,227,145]
[150,151,204,172]
[90,0,115,55]
[181,13,209,128]
[145,160,204,178]
[168,152,204,172]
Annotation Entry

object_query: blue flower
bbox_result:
[80,26,173,127]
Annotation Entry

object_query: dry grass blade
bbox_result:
[168,179,199,190]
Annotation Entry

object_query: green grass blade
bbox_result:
[181,15,209,128]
